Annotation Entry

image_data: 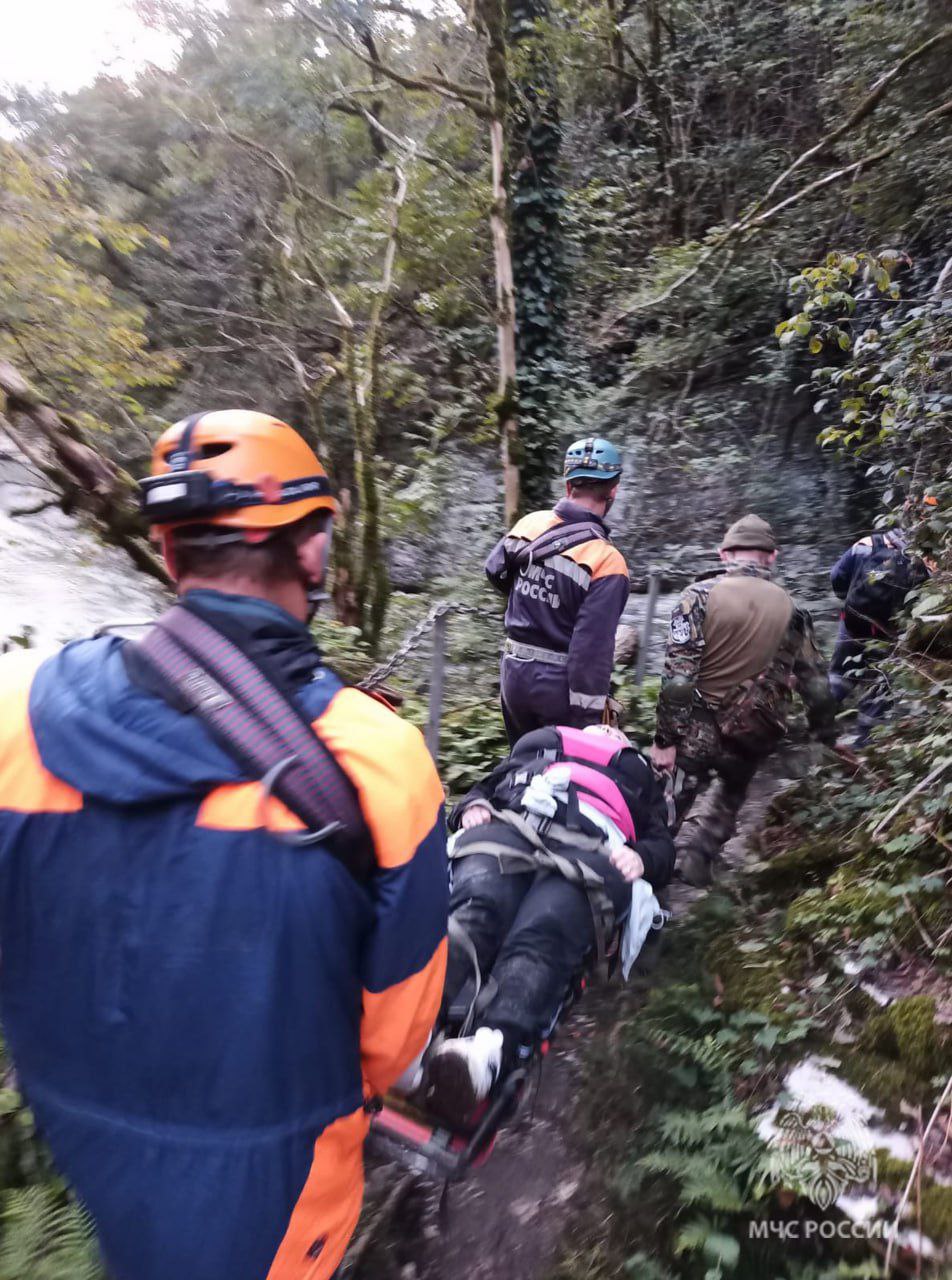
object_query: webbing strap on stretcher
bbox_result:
[450,805,617,965]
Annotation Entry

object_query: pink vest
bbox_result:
[542,727,636,843]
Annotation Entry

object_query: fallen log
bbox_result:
[0,361,171,587]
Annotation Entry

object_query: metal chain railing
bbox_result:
[359,601,483,691]
[359,600,485,757]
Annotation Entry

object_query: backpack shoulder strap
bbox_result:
[510,521,607,572]
[133,604,375,883]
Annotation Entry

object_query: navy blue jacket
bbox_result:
[0,592,447,1280]
[485,500,630,717]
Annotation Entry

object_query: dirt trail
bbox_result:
[349,748,813,1280]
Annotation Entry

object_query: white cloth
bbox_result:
[621,879,667,980]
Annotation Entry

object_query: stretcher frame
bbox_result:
[367,965,596,1183]
[367,1065,529,1182]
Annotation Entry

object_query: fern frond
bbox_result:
[0,1186,104,1280]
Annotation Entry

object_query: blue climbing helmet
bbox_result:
[563,437,623,484]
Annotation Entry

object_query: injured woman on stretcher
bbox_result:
[417,723,676,1127]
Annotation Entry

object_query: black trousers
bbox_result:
[830,628,891,741]
[445,849,630,1053]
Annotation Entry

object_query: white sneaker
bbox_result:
[424,1027,504,1124]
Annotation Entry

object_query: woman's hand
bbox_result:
[610,845,645,883]
[460,803,493,830]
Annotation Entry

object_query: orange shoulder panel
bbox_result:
[196,783,305,832]
[0,652,82,814]
[267,1106,369,1280]
[568,539,630,582]
[361,934,448,1096]
[508,509,561,542]
[316,688,443,870]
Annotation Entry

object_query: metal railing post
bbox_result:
[426,611,448,759]
[635,569,661,686]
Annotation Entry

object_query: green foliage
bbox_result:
[0,141,176,443]
[0,1189,104,1280]
[779,251,952,516]
[436,699,510,795]
[555,893,880,1279]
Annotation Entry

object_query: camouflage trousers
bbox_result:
[672,706,779,867]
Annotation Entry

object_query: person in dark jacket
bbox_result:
[423,724,674,1122]
[485,438,630,745]
[0,411,448,1280]
[829,518,932,740]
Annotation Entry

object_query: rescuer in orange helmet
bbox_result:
[0,409,448,1280]
[143,408,339,617]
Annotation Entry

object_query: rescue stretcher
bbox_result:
[367,962,599,1183]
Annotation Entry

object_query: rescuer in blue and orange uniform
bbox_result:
[485,438,630,744]
[0,411,448,1280]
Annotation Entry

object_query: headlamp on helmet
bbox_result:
[142,410,336,535]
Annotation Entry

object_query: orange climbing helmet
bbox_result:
[141,410,336,535]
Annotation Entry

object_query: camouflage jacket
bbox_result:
[654,563,836,750]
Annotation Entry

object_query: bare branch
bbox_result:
[352,98,474,186]
[763,24,952,204]
[204,110,355,221]
[603,95,952,329]
[290,1,492,117]
[885,1076,952,1273]
[747,96,952,229]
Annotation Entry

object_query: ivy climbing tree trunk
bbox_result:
[507,0,566,511]
[475,0,520,525]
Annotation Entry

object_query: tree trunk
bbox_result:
[474,0,521,526]
[490,119,521,526]
[0,361,170,586]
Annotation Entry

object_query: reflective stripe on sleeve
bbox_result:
[568,690,607,710]
[548,554,591,590]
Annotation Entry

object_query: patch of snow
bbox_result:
[867,1126,916,1162]
[758,1057,917,1183]
[838,1194,881,1223]
[894,1228,936,1259]
[768,1057,877,1133]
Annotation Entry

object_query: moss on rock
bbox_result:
[860,997,950,1079]
[705,935,788,1014]
[888,996,943,1076]
[748,837,841,896]
[920,1183,952,1244]
[839,1051,932,1116]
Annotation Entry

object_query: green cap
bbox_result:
[720,513,777,552]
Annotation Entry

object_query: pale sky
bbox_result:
[1,0,179,94]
